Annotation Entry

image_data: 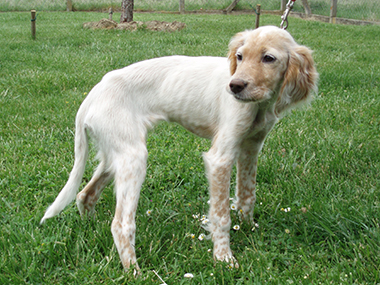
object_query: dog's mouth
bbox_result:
[227,87,264,103]
[232,94,257,102]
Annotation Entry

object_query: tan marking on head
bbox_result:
[276,45,318,115]
[228,31,249,75]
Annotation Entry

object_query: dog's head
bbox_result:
[227,26,318,115]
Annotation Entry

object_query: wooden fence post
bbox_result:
[281,0,287,12]
[179,0,185,14]
[255,4,261,29]
[31,10,36,40]
[67,0,73,12]
[330,0,337,23]
[109,8,113,20]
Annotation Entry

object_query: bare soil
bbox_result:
[83,18,186,32]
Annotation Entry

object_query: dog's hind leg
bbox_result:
[76,160,113,217]
[110,144,148,270]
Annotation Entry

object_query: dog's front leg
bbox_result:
[203,146,237,266]
[235,133,268,223]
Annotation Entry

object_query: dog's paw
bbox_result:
[215,253,239,269]
[213,242,239,269]
[233,199,254,223]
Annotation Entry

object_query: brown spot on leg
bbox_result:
[235,139,263,222]
[111,147,147,271]
[77,171,112,216]
[203,147,237,265]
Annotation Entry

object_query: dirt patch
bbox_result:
[83,18,118,29]
[145,20,186,32]
[83,18,186,32]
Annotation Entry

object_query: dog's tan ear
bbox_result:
[228,32,247,75]
[276,45,318,115]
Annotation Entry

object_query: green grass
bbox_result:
[1,11,380,284]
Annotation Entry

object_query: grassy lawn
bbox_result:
[0,11,379,284]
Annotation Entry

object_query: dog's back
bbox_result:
[81,56,232,140]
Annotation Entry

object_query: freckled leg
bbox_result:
[111,147,147,270]
[203,147,237,266]
[235,136,266,222]
[76,162,112,217]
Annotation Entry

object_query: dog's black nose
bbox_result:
[229,79,247,94]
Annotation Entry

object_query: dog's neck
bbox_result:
[245,97,278,141]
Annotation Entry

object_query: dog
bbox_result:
[41,26,318,270]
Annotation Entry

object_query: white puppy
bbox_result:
[41,26,318,270]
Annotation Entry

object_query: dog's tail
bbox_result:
[40,110,89,224]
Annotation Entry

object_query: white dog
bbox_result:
[41,26,318,269]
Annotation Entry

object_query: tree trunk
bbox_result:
[225,0,240,13]
[120,0,134,23]
[301,0,312,15]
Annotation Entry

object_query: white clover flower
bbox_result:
[230,204,237,211]
[184,273,194,278]
[285,229,290,234]
[192,214,200,219]
[201,218,209,225]
[233,225,240,231]
[198,233,205,241]
[146,209,152,216]
[251,223,259,231]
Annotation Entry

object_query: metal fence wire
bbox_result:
[1,0,379,22]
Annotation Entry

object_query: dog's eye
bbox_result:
[262,54,276,63]
[236,53,243,61]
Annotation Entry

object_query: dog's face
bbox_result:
[227,26,318,114]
